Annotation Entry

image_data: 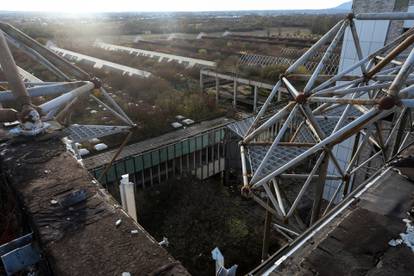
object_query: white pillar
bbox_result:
[120,174,138,222]
[200,72,204,93]
[233,79,237,108]
[215,76,219,104]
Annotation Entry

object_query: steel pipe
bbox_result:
[389,46,414,97]
[0,82,89,102]
[314,28,414,92]
[286,20,344,74]
[286,152,326,218]
[240,145,249,188]
[0,30,31,107]
[40,81,94,113]
[272,179,286,216]
[314,82,392,97]
[252,108,382,189]
[366,34,414,79]
[0,22,90,80]
[251,105,298,184]
[245,81,282,137]
[5,33,70,80]
[243,102,295,143]
[349,20,367,74]
[356,12,414,20]
[282,77,300,98]
[304,20,348,94]
[308,97,378,105]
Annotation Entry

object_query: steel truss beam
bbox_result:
[0,22,134,140]
[240,13,414,243]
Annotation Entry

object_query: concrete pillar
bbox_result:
[205,144,209,177]
[141,170,145,189]
[120,174,138,222]
[180,155,183,174]
[157,164,161,184]
[172,157,176,177]
[233,79,237,108]
[200,72,204,93]
[253,86,258,113]
[217,143,221,173]
[193,151,196,171]
[149,168,153,186]
[211,144,215,175]
[215,75,219,104]
[200,148,203,180]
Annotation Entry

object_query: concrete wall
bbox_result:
[353,0,413,44]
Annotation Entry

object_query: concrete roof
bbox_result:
[83,117,233,169]
[251,162,414,276]
[0,134,189,275]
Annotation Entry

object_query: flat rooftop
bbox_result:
[0,133,189,275]
[251,160,414,275]
[83,116,232,169]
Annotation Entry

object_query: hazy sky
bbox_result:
[1,0,350,13]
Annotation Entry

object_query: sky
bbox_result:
[1,0,350,13]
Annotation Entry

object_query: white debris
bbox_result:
[50,199,58,205]
[90,110,98,114]
[158,237,169,247]
[88,138,101,144]
[388,239,403,247]
[176,115,185,120]
[182,119,195,125]
[131,230,139,234]
[94,143,108,151]
[389,219,414,252]
[171,122,183,129]
[3,120,19,127]
[115,219,122,227]
[79,148,90,156]
[122,272,131,276]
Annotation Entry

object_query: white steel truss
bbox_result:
[239,13,414,238]
[0,22,135,138]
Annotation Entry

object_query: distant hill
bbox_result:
[328,1,352,13]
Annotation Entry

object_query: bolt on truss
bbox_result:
[0,22,134,140]
[238,12,414,240]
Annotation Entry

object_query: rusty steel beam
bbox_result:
[366,34,414,79]
[0,30,31,108]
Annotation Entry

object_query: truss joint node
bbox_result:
[378,95,397,110]
[362,73,371,83]
[90,77,102,89]
[295,92,307,104]
[347,13,355,20]
[241,185,252,198]
[343,174,351,182]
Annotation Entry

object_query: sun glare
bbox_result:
[2,0,350,13]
